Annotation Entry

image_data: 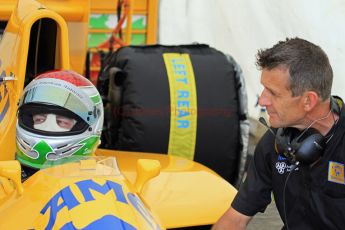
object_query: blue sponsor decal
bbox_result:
[60,215,136,230]
[0,58,10,123]
[0,87,9,123]
[278,154,287,161]
[41,179,159,230]
[75,179,127,203]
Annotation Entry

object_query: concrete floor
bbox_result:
[247,201,283,230]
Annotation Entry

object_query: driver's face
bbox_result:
[33,114,76,131]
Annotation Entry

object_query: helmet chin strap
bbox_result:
[34,114,71,132]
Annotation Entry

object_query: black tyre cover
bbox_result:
[100,44,241,184]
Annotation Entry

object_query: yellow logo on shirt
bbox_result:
[328,161,344,184]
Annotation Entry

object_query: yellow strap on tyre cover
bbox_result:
[163,53,197,160]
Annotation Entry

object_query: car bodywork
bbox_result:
[0,0,237,229]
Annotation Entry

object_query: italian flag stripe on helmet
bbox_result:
[35,70,93,87]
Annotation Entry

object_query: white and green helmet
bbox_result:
[16,70,104,169]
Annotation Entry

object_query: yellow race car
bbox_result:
[0,152,236,229]
[0,0,237,229]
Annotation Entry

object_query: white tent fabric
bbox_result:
[158,0,345,119]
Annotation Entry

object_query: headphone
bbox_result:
[274,96,342,165]
[275,127,326,164]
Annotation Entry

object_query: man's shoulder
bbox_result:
[252,130,277,164]
[257,130,276,150]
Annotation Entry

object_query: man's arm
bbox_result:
[212,207,252,230]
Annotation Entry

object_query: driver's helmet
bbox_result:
[16,70,104,169]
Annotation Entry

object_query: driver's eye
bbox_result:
[33,114,47,124]
[56,115,76,130]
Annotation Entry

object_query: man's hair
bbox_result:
[256,38,333,101]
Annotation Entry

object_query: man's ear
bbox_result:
[303,91,319,111]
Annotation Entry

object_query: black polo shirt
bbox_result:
[232,106,345,230]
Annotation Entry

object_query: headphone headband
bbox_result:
[331,96,342,115]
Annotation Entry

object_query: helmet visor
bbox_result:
[20,82,97,125]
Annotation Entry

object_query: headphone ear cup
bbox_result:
[294,129,326,164]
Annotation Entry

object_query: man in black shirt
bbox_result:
[213,38,345,230]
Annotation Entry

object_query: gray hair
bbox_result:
[256,38,333,101]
